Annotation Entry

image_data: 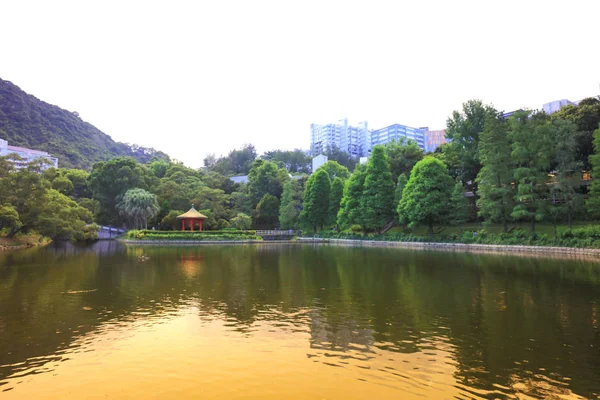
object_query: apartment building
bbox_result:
[0,139,58,169]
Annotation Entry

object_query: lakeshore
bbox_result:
[120,237,600,259]
[0,235,50,252]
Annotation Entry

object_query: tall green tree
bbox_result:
[256,194,280,229]
[586,125,600,217]
[549,119,582,229]
[360,146,396,233]
[279,177,307,229]
[88,157,153,225]
[337,164,367,230]
[247,160,289,207]
[552,97,600,169]
[384,138,424,183]
[394,174,408,212]
[328,177,344,227]
[449,183,469,232]
[476,114,514,232]
[443,100,498,186]
[34,189,95,240]
[116,188,160,230]
[300,169,331,232]
[510,112,552,232]
[398,157,454,235]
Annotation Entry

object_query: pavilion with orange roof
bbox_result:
[177,205,208,231]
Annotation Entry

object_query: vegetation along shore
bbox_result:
[1,83,600,252]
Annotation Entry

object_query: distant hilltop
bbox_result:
[0,78,170,170]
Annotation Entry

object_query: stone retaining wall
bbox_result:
[121,237,600,258]
[326,239,600,257]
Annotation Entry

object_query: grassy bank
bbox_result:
[0,233,51,251]
[127,230,262,241]
[316,224,600,249]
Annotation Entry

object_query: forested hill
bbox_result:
[0,78,169,169]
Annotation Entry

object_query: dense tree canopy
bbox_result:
[476,114,514,232]
[360,146,396,232]
[384,138,424,183]
[300,169,331,232]
[398,157,454,234]
[337,164,367,230]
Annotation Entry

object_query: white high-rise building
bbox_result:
[310,118,370,157]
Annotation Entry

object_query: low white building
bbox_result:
[0,139,58,169]
[229,175,249,184]
[312,154,328,173]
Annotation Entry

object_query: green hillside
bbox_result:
[0,78,169,169]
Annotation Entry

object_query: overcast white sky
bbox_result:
[1,0,599,168]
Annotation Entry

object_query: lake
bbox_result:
[1,242,599,399]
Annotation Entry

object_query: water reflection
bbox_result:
[0,242,599,398]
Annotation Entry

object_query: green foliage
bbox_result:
[300,169,331,232]
[261,149,311,173]
[337,164,367,230]
[510,112,552,231]
[256,194,280,228]
[88,157,155,225]
[116,188,160,230]
[328,177,344,227]
[231,212,253,230]
[394,174,408,212]
[449,183,469,228]
[0,203,22,232]
[160,210,184,230]
[321,145,358,171]
[476,114,514,232]
[549,119,583,228]
[384,138,424,183]
[360,146,396,232]
[316,160,350,181]
[443,100,498,184]
[398,157,454,234]
[552,97,600,169]
[127,229,260,241]
[33,189,95,240]
[204,144,257,175]
[0,78,169,169]
[586,125,600,217]
[247,160,289,207]
[51,175,74,196]
[279,178,306,229]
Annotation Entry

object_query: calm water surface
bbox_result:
[1,242,600,399]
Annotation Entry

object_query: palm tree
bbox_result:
[116,188,160,229]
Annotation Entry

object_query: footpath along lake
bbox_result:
[1,242,599,399]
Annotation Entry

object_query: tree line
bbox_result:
[301,97,600,235]
[1,96,598,241]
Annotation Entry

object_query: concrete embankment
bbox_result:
[323,238,600,257]
[120,237,600,258]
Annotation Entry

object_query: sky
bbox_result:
[1,0,599,168]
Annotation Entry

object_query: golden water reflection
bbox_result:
[0,243,598,399]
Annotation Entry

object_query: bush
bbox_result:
[311,226,600,249]
[125,229,260,241]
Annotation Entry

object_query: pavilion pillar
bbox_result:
[181,219,185,231]
[190,219,194,232]
[199,220,203,231]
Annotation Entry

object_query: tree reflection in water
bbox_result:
[0,242,599,398]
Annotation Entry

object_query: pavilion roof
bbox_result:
[177,206,208,219]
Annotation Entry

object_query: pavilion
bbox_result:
[177,206,208,231]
